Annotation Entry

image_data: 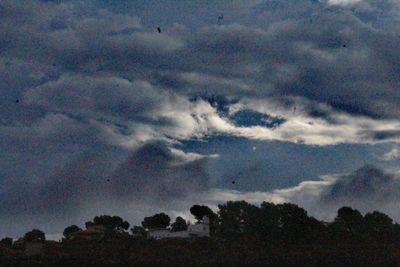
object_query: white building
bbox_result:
[70,225,107,241]
[187,216,210,237]
[148,216,210,240]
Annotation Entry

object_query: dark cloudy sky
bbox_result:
[1,0,400,238]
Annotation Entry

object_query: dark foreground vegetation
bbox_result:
[2,201,400,266]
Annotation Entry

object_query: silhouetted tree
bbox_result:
[190,204,218,235]
[258,202,279,235]
[171,217,188,232]
[393,223,400,241]
[364,211,393,236]
[63,225,82,239]
[331,207,364,236]
[142,213,170,229]
[218,201,260,235]
[131,226,146,237]
[334,207,363,232]
[190,205,215,222]
[275,203,324,243]
[0,237,12,248]
[85,215,129,232]
[24,229,45,242]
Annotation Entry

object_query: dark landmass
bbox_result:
[1,201,400,267]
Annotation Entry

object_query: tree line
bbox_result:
[2,201,400,266]
[2,201,399,245]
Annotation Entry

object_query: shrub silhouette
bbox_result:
[85,215,129,232]
[63,225,82,239]
[0,237,12,248]
[23,229,45,242]
[131,225,146,237]
[142,213,170,229]
[171,216,188,232]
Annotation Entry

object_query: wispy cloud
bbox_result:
[382,147,400,161]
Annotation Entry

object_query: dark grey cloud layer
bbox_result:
[207,165,400,222]
[0,141,211,237]
[269,165,400,222]
[321,165,400,214]
[1,0,400,237]
[1,0,400,122]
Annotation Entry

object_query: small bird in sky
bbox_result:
[15,99,19,103]
[157,27,161,33]
[218,14,224,23]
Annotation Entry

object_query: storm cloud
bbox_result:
[206,165,400,222]
[2,0,400,145]
[0,141,213,237]
[1,0,400,237]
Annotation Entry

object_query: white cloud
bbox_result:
[382,148,400,161]
[328,0,362,6]
[201,98,400,145]
[22,75,400,147]
[195,174,336,208]
[169,147,219,165]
